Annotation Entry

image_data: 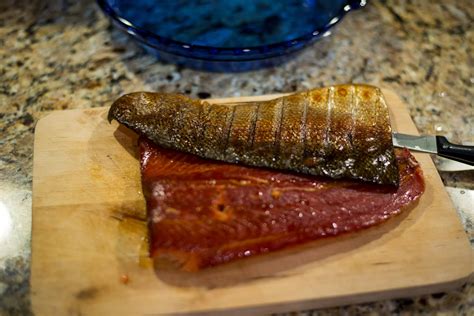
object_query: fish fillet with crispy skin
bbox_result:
[109,85,399,185]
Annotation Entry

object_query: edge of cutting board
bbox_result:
[31,88,472,315]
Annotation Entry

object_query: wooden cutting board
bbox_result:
[31,89,472,316]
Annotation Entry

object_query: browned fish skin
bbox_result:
[108,85,399,185]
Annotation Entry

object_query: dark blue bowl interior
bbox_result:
[110,0,345,47]
[98,0,363,71]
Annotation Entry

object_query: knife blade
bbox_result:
[392,133,474,166]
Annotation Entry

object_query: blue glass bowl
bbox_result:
[97,0,366,72]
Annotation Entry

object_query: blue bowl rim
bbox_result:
[97,0,366,60]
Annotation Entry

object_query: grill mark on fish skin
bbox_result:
[273,98,285,164]
[249,103,260,149]
[170,100,182,142]
[348,85,355,148]
[351,87,359,154]
[217,109,230,156]
[375,88,395,183]
[223,105,237,156]
[324,87,334,157]
[300,93,309,165]
[372,89,383,182]
[196,101,207,149]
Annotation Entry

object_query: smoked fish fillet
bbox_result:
[109,85,399,185]
[140,138,424,271]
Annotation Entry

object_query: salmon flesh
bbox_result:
[108,84,399,186]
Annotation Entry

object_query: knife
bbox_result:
[392,133,474,166]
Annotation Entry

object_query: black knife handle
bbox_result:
[436,136,474,166]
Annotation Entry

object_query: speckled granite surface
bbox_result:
[0,0,472,315]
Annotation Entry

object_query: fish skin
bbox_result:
[108,84,400,186]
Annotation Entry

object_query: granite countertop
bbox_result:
[0,0,472,315]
